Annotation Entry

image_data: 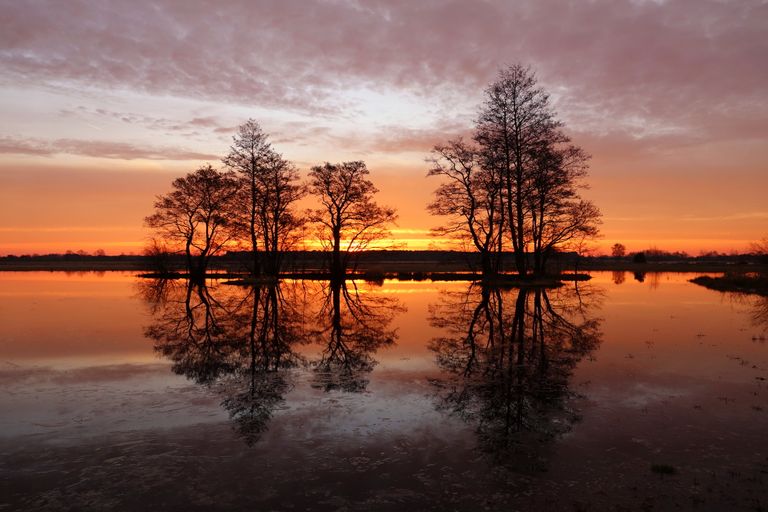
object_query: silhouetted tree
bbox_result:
[254,152,305,276]
[611,243,626,258]
[308,161,396,277]
[427,138,504,276]
[527,141,601,274]
[475,65,558,276]
[224,119,304,277]
[472,64,600,276]
[752,236,768,268]
[223,119,272,276]
[145,165,239,280]
[143,238,174,275]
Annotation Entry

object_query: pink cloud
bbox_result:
[1,0,765,143]
[0,136,218,160]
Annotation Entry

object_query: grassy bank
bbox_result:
[690,274,768,296]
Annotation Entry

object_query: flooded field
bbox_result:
[1,271,767,511]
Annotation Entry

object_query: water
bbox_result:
[1,271,767,511]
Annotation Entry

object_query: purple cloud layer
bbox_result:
[0,136,218,160]
[2,0,766,145]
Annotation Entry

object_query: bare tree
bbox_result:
[145,164,239,280]
[475,64,561,276]
[527,140,601,273]
[611,243,627,258]
[222,119,274,276]
[432,64,602,277]
[427,138,504,276]
[751,236,768,256]
[143,237,174,275]
[307,161,397,278]
[255,152,305,276]
[223,120,305,277]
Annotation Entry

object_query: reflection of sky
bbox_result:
[3,271,768,511]
[1,271,766,444]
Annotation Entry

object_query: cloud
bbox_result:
[0,136,219,160]
[59,107,237,137]
[1,0,765,144]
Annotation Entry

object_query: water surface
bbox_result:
[1,271,767,511]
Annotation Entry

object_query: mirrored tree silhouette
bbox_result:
[306,279,405,392]
[428,283,602,468]
[140,279,303,445]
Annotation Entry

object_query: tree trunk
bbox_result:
[481,250,495,278]
[331,227,343,278]
[533,249,543,276]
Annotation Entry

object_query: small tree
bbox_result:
[308,161,397,278]
[751,236,768,271]
[611,243,626,259]
[145,165,239,280]
[143,238,173,275]
[752,237,768,256]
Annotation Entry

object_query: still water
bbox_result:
[1,271,767,511]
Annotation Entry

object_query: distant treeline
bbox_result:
[2,249,766,270]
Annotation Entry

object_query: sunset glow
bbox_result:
[1,0,766,256]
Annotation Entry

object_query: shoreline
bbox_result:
[0,260,761,274]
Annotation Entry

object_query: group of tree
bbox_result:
[146,120,396,281]
[146,65,606,281]
[428,64,601,277]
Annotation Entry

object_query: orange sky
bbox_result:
[1,0,766,256]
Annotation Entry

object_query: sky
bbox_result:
[1,0,766,255]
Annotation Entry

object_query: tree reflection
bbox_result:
[751,296,768,334]
[307,279,404,392]
[428,283,602,467]
[140,277,404,443]
[140,279,302,445]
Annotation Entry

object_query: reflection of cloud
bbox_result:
[0,363,169,386]
[0,136,218,160]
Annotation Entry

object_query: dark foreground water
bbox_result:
[1,271,767,511]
